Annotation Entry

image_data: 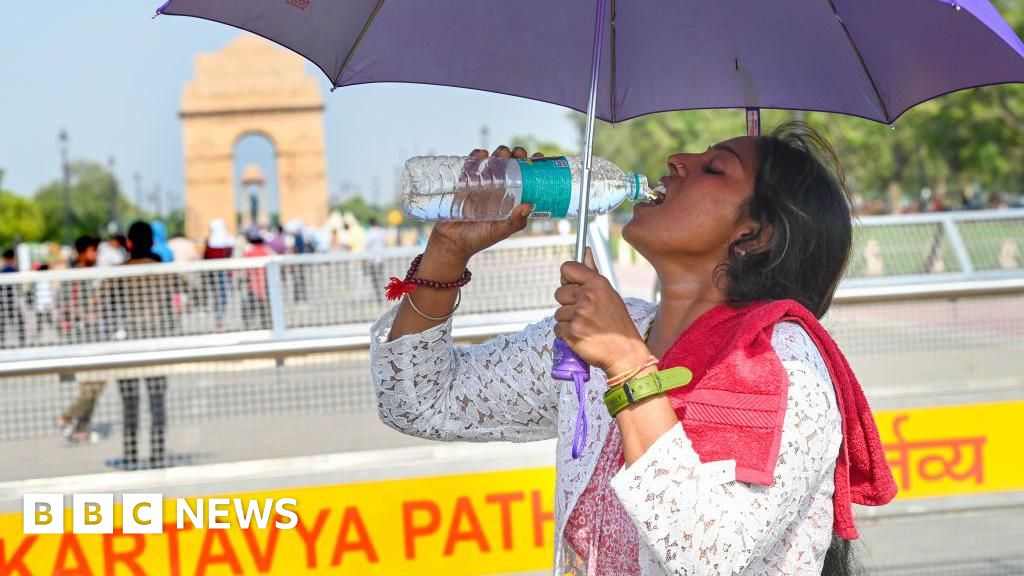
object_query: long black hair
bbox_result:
[718,121,853,319]
[719,122,864,574]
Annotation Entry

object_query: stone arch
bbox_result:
[234,131,279,228]
[180,35,327,238]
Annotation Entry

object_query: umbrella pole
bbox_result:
[746,108,762,137]
[551,0,608,461]
[574,0,609,263]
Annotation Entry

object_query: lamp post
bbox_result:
[59,129,71,247]
[134,172,143,219]
[108,156,119,233]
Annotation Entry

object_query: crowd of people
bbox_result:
[0,212,396,468]
[0,212,397,342]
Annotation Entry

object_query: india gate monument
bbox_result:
[180,35,328,238]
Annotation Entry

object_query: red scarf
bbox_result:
[567,300,896,566]
[655,299,897,538]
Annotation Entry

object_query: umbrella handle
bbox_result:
[551,338,591,459]
[552,0,607,459]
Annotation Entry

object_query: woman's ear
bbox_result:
[734,223,774,255]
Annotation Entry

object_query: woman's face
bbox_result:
[623,136,759,266]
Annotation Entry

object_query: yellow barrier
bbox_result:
[1,401,1021,575]
[878,400,1024,499]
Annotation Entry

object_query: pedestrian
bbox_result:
[266,224,288,255]
[107,222,172,469]
[242,227,272,329]
[0,248,26,348]
[287,221,310,303]
[97,234,128,267]
[364,217,387,301]
[150,221,175,263]
[59,235,101,344]
[33,264,55,334]
[55,235,108,442]
[371,126,897,575]
[202,218,234,329]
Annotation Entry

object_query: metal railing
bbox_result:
[1,272,1021,461]
[0,235,577,356]
[0,276,1020,378]
[0,210,1021,354]
[846,208,1023,280]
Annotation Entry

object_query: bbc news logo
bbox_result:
[23,494,298,534]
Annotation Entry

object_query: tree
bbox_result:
[34,160,137,243]
[0,189,45,247]
[162,209,187,238]
[331,195,388,224]
[508,136,576,158]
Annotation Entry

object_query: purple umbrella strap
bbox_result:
[572,371,588,459]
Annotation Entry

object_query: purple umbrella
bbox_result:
[156,0,1024,457]
[157,0,1024,125]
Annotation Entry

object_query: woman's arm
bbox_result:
[372,295,560,444]
[386,243,470,340]
[610,322,843,575]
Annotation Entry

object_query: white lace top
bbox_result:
[370,298,843,575]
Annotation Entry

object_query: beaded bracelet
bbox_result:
[385,253,472,301]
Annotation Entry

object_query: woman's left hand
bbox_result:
[554,249,652,375]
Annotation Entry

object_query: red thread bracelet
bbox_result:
[385,254,472,301]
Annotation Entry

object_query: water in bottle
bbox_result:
[402,155,657,221]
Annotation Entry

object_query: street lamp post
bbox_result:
[134,172,143,219]
[108,156,119,233]
[59,129,71,248]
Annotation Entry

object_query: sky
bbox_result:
[0,1,581,213]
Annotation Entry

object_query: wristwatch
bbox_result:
[603,366,693,417]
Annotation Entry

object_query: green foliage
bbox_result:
[33,160,137,243]
[508,136,576,158]
[0,189,45,247]
[331,195,388,224]
[163,209,186,238]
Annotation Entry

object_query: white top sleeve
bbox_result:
[609,322,844,576]
[370,304,560,443]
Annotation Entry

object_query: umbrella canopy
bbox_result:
[160,0,1024,125]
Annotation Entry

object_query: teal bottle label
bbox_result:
[518,157,572,218]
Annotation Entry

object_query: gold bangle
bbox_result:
[405,288,461,321]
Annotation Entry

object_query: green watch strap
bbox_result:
[603,366,693,417]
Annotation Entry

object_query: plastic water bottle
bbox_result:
[402,155,656,221]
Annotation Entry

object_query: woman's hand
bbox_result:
[553,249,652,376]
[425,145,533,264]
[390,146,532,341]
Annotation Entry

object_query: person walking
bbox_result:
[371,128,897,575]
[56,235,109,442]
